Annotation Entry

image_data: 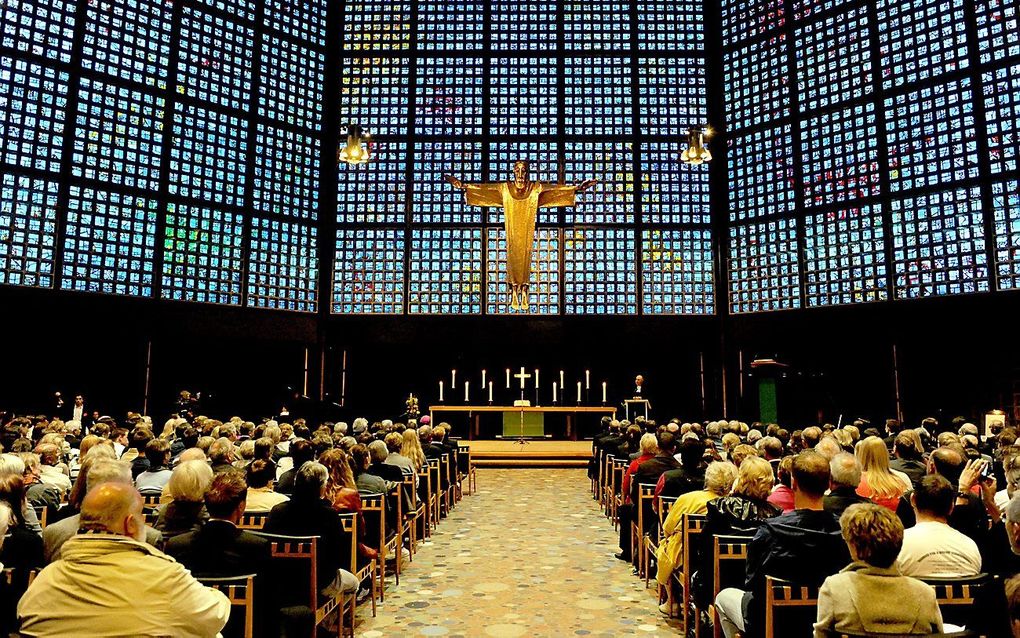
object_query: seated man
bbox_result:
[656,436,706,498]
[715,451,849,638]
[166,471,275,636]
[33,444,71,496]
[244,459,289,512]
[275,439,313,495]
[367,440,405,484]
[897,474,982,577]
[18,483,230,637]
[134,439,173,495]
[823,453,869,519]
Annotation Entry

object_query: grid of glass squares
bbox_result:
[984,64,1020,175]
[885,78,978,193]
[486,142,559,225]
[161,203,244,305]
[729,219,801,313]
[253,124,320,220]
[804,205,887,306]
[194,0,256,22]
[491,1,556,50]
[724,35,789,130]
[169,104,248,208]
[333,228,405,314]
[414,57,484,137]
[891,187,988,299]
[792,0,844,20]
[72,78,165,192]
[260,36,325,131]
[564,57,633,137]
[638,58,707,136]
[720,0,785,46]
[564,143,635,224]
[337,142,407,225]
[265,0,328,47]
[795,5,873,113]
[82,0,174,90]
[877,0,969,91]
[342,1,412,51]
[641,229,715,315]
[417,1,485,51]
[638,1,704,50]
[412,142,483,224]
[991,180,1020,289]
[408,228,483,314]
[62,186,158,297]
[564,3,631,51]
[490,58,558,137]
[1,0,77,64]
[801,103,882,208]
[564,228,637,315]
[486,228,560,315]
[729,127,796,222]
[642,143,711,225]
[0,172,57,288]
[338,57,410,137]
[247,218,318,312]
[976,0,1020,64]
[0,57,69,175]
[177,7,254,111]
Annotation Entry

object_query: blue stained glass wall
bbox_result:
[0,0,324,311]
[724,0,1020,312]
[334,0,714,315]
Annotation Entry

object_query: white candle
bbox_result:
[439,381,444,402]
[464,381,470,403]
[488,381,493,403]
[602,381,607,403]
[452,369,457,389]
[534,368,539,390]
[559,370,565,388]
[481,369,486,388]
[553,382,558,403]
[505,368,510,389]
[585,369,590,389]
[576,381,582,402]
[519,366,527,390]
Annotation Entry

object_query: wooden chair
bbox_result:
[238,511,268,530]
[610,458,628,528]
[338,512,377,635]
[198,575,255,638]
[256,533,341,636]
[678,513,707,629]
[439,454,453,515]
[630,483,657,576]
[644,495,677,589]
[401,472,425,559]
[456,443,476,495]
[711,535,750,638]
[141,493,162,508]
[426,459,442,528]
[924,574,991,631]
[601,454,616,516]
[31,504,47,529]
[764,575,820,638]
[360,492,400,597]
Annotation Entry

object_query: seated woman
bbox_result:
[244,460,289,512]
[855,436,909,510]
[814,503,943,637]
[655,461,738,614]
[320,449,377,564]
[155,459,212,541]
[0,474,44,592]
[692,456,781,610]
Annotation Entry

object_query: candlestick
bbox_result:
[534,368,540,390]
[452,369,457,389]
[488,381,493,404]
[576,381,582,403]
[464,381,470,403]
[505,368,510,389]
[585,369,590,390]
[559,370,565,389]
[553,382,558,403]
[481,369,487,389]
[602,381,607,404]
[439,381,444,402]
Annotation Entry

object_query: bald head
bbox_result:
[80,483,145,541]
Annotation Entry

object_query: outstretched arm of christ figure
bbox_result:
[443,174,503,207]
[537,178,599,208]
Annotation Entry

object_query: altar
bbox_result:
[429,405,617,440]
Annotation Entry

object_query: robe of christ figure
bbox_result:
[445,161,597,310]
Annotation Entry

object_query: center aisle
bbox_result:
[357,468,682,637]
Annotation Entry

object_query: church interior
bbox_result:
[1,0,1020,636]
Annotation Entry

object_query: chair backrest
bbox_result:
[457,444,470,475]
[142,493,161,508]
[657,495,678,537]
[923,574,991,629]
[255,533,318,609]
[32,505,47,529]
[712,535,750,597]
[337,513,360,573]
[681,513,707,569]
[611,459,627,497]
[360,492,388,553]
[198,574,255,638]
[764,575,820,638]
[238,511,268,530]
[636,483,657,537]
[427,459,441,495]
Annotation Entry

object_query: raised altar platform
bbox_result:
[462,440,593,468]
[429,405,616,440]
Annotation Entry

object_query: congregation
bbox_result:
[591,416,1020,638]
[0,409,469,637]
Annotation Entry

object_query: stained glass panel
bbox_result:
[642,229,714,315]
[248,218,318,312]
[0,172,57,288]
[408,228,483,314]
[564,228,637,315]
[486,228,560,315]
[804,205,887,306]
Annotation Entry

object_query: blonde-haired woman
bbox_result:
[855,436,910,510]
[155,459,212,541]
[401,428,426,474]
[693,456,781,609]
[319,449,377,562]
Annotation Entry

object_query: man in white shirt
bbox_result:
[897,474,982,578]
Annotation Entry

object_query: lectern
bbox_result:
[624,399,651,421]
[750,359,788,424]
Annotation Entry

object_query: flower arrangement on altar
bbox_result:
[405,394,420,418]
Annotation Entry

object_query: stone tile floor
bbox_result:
[355,468,683,637]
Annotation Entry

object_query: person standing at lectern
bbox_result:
[633,375,646,398]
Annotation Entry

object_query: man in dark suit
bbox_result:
[275,439,314,495]
[66,394,93,433]
[165,471,276,637]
